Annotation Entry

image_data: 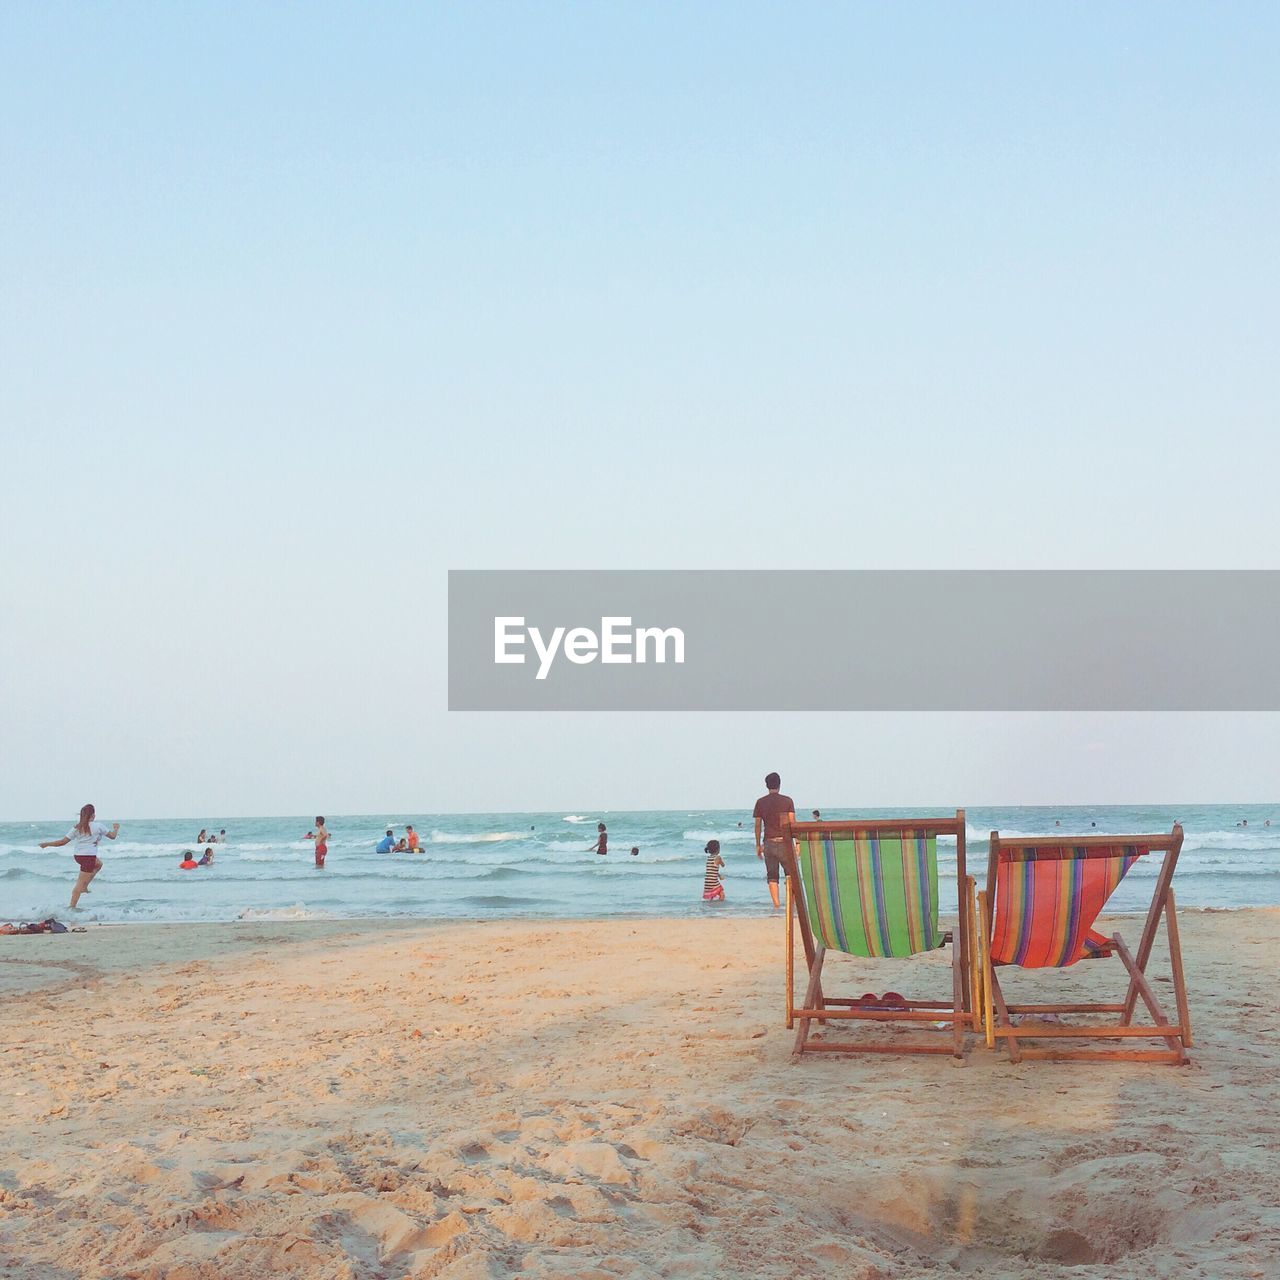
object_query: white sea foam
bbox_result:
[427,830,526,845]
[237,904,332,921]
[963,824,1280,852]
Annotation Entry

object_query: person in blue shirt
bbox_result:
[376,828,396,854]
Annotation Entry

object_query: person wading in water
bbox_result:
[752,772,796,909]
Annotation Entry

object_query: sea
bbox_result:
[1,805,1277,926]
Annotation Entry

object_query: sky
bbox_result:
[2,3,1278,820]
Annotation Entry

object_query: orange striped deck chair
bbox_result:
[784,812,976,1061]
[973,824,1190,1064]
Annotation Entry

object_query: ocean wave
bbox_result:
[962,825,1280,853]
[457,894,547,908]
[236,904,333,921]
[0,841,199,858]
[0,866,64,881]
[1180,831,1280,852]
[108,841,206,854]
[234,847,404,862]
[427,830,526,845]
[683,829,756,843]
[562,815,591,823]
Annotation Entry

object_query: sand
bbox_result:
[1,910,1277,1279]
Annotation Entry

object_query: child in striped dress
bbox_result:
[702,840,725,901]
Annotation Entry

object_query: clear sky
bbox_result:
[2,4,1278,819]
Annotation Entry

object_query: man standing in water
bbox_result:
[753,772,795,909]
[306,816,330,869]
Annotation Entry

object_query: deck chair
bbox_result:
[784,812,975,1060]
[973,824,1190,1064]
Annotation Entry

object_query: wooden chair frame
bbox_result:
[784,811,975,1061]
[975,824,1191,1065]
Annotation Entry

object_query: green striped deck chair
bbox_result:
[784,812,975,1061]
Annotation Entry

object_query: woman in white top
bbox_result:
[39,803,120,909]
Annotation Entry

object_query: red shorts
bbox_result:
[75,855,100,873]
[315,843,327,866]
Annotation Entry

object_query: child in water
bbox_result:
[179,852,199,870]
[702,840,725,901]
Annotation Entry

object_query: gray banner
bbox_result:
[448,570,1280,710]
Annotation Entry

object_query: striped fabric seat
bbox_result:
[990,844,1147,968]
[793,829,939,958]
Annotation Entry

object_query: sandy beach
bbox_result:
[1,910,1277,1279]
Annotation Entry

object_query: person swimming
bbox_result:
[197,847,214,866]
[376,828,395,854]
[630,846,639,856]
[179,852,199,870]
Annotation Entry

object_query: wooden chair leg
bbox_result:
[785,877,794,1030]
[950,928,966,1061]
[978,890,995,1049]
[988,969,1021,1063]
[1164,889,1192,1049]
[1113,934,1186,1063]
[791,947,827,1059]
[967,879,983,1041]
[1122,845,1179,1024]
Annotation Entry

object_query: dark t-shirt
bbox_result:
[753,792,796,840]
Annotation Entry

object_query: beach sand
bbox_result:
[1,910,1277,1279]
